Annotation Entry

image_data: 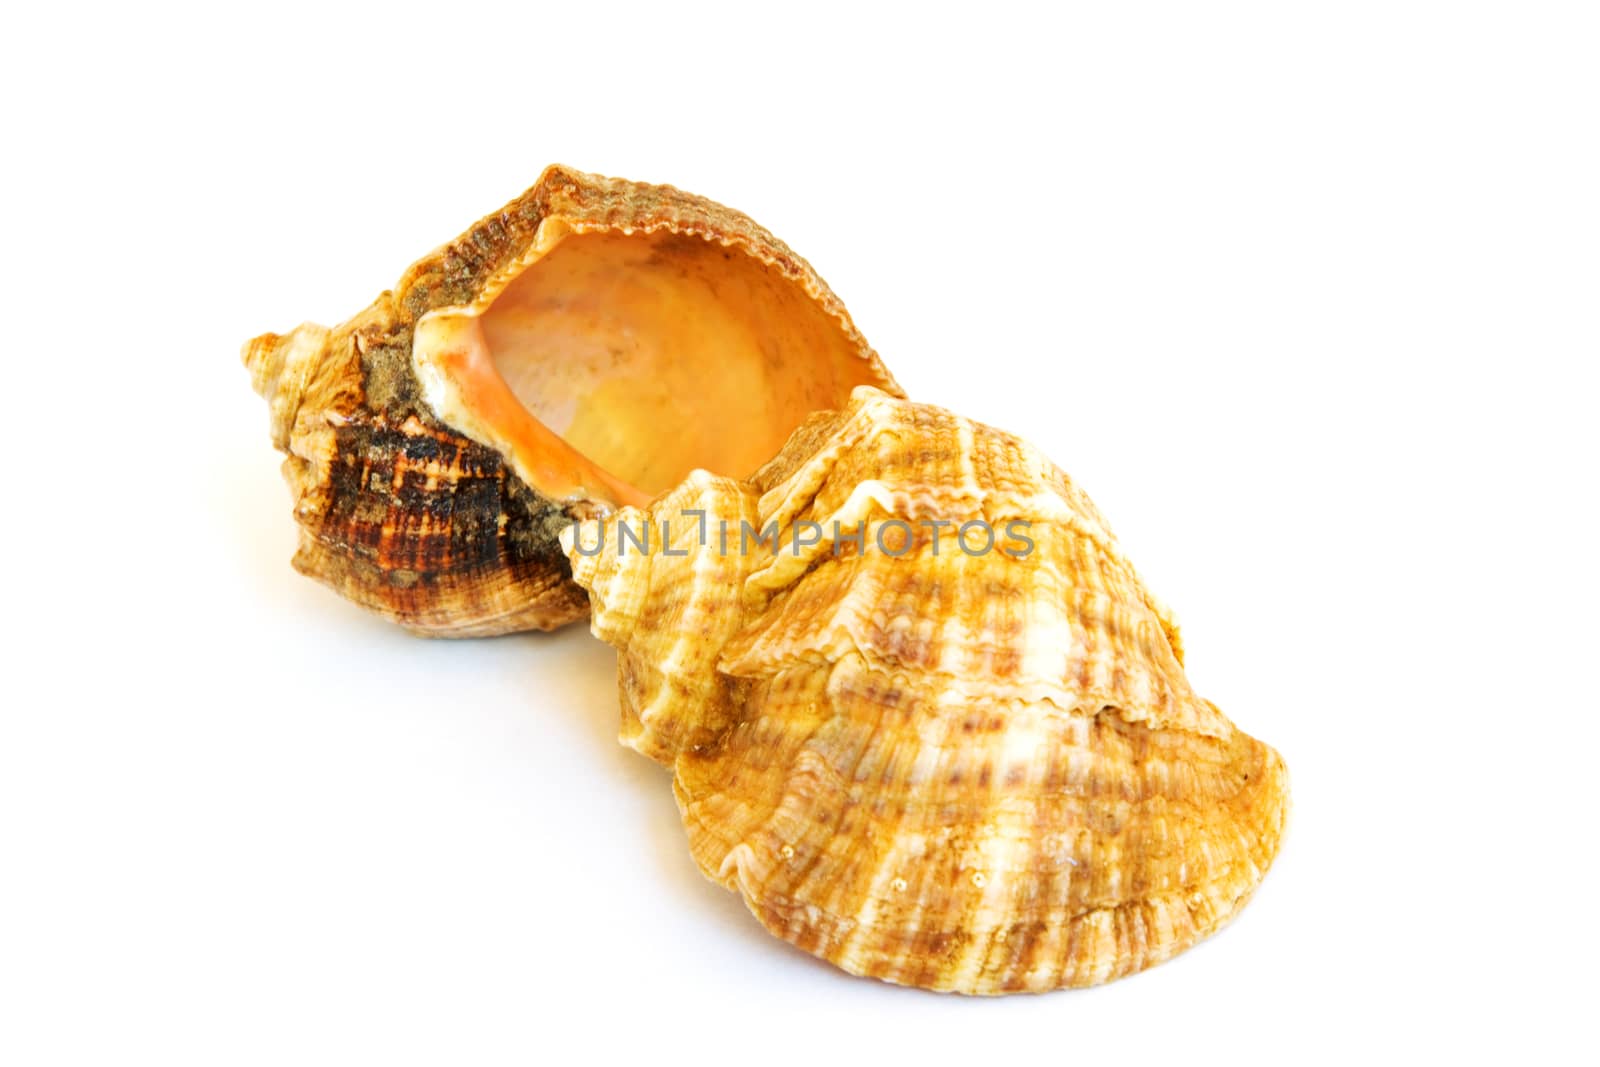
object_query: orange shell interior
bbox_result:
[415,229,888,510]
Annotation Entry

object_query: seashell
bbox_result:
[562,387,1288,993]
[243,165,898,636]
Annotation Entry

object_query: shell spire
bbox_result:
[564,387,1289,993]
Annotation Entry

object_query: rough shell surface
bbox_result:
[563,387,1288,993]
[243,165,898,636]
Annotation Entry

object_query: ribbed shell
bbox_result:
[564,388,1288,993]
[243,165,897,636]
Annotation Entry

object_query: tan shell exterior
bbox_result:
[564,388,1288,993]
[243,166,899,636]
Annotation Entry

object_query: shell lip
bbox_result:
[412,294,647,513]
[407,167,900,515]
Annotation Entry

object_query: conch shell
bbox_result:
[563,387,1288,993]
[243,166,898,636]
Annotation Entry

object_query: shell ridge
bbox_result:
[724,527,1217,735]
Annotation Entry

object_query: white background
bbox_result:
[3,2,1595,1063]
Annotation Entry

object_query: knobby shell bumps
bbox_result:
[563,388,1288,994]
[243,166,898,636]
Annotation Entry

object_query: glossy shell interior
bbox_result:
[415,228,889,509]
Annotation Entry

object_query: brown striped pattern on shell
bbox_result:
[564,388,1288,993]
